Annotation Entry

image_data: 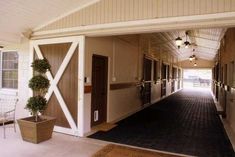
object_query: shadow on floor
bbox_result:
[89,89,235,157]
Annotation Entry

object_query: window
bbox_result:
[1,51,18,89]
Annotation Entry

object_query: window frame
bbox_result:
[0,50,19,91]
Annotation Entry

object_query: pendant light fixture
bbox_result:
[0,46,3,51]
[189,55,196,62]
[194,62,197,67]
[175,37,182,46]
[175,31,192,49]
[189,56,194,62]
[175,31,182,48]
[189,49,196,62]
[184,31,191,49]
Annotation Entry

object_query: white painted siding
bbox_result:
[37,0,235,32]
[1,38,30,119]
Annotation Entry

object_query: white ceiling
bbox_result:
[149,28,226,61]
[0,0,96,44]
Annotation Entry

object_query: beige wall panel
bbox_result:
[84,36,141,131]
[84,93,91,133]
[183,0,190,16]
[188,0,195,15]
[218,0,225,12]
[167,0,173,17]
[114,39,138,83]
[232,0,235,10]
[172,0,178,16]
[227,89,235,132]
[212,28,235,134]
[83,35,181,133]
[151,83,161,103]
[157,0,163,17]
[224,0,231,12]
[194,0,200,15]
[85,37,113,80]
[37,0,235,32]
[178,0,185,16]
[109,88,141,122]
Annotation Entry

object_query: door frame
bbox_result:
[91,54,108,127]
[30,36,85,136]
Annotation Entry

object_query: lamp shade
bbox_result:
[184,41,190,48]
[175,37,182,46]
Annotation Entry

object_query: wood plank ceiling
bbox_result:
[149,28,226,61]
[0,0,96,44]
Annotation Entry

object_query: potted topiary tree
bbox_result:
[18,59,56,144]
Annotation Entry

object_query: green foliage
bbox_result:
[26,59,51,121]
[31,59,51,74]
[26,96,47,115]
[29,75,50,92]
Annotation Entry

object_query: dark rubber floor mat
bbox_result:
[89,89,235,157]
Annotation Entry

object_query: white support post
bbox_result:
[78,36,85,137]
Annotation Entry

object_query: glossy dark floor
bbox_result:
[89,89,235,157]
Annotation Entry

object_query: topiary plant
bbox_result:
[26,59,50,122]
[28,75,49,93]
[31,59,51,73]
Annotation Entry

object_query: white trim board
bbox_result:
[32,12,235,39]
[30,36,85,136]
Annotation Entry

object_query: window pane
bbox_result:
[2,80,9,88]
[12,71,18,79]
[2,51,18,89]
[2,71,9,79]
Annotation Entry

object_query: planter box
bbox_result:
[18,116,56,144]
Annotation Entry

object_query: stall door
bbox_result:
[143,58,152,105]
[161,63,167,97]
[91,55,108,127]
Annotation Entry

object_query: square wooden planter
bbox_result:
[18,116,56,144]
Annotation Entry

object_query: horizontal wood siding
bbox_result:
[38,0,235,32]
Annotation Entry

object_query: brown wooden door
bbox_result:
[161,63,167,97]
[178,68,181,89]
[38,43,78,129]
[91,55,108,127]
[142,58,152,105]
